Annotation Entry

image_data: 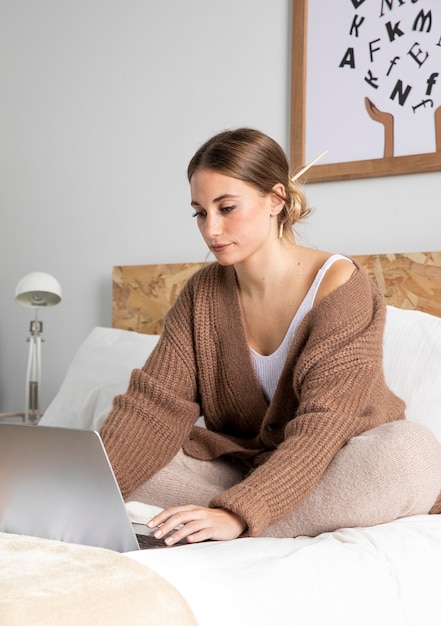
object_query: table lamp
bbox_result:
[15,272,62,423]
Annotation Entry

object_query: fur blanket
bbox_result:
[0,532,197,626]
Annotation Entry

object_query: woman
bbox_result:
[100,128,441,546]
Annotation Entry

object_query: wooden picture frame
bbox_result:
[290,0,441,182]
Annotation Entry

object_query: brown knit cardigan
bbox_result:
[100,261,405,536]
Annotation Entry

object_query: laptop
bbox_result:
[0,423,177,552]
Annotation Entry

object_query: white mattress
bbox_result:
[126,514,441,626]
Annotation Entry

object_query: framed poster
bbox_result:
[290,0,441,182]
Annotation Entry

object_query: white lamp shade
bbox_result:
[15,272,62,307]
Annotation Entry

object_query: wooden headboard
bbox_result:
[112,251,441,334]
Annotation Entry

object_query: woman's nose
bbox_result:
[203,213,222,238]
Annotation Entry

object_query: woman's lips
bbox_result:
[211,243,230,253]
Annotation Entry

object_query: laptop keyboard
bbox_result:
[135,533,188,549]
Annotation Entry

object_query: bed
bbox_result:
[4,251,441,625]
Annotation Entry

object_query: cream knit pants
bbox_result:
[129,421,441,537]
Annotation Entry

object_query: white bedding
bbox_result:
[126,515,441,626]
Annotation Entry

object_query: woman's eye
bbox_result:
[220,205,235,214]
[192,211,205,218]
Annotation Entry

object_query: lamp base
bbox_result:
[24,314,43,425]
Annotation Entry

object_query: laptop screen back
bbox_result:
[0,424,139,552]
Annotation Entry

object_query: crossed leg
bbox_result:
[129,421,441,538]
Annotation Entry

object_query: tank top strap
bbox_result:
[283,253,352,348]
[250,254,353,402]
[305,253,352,308]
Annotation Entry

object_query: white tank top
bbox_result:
[250,254,352,401]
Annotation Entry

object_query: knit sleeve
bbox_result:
[210,271,405,536]
[99,283,201,499]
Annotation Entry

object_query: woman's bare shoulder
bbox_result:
[312,252,356,305]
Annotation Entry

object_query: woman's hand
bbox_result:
[147,504,247,546]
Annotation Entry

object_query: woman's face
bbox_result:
[190,169,282,266]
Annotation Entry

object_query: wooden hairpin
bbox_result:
[291,149,328,182]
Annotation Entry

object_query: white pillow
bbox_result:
[383,306,441,444]
[40,327,159,431]
[41,308,441,444]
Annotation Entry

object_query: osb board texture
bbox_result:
[112,263,208,334]
[112,252,441,334]
[352,251,441,318]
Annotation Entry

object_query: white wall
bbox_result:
[1,0,440,413]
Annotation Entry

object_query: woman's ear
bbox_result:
[269,183,286,216]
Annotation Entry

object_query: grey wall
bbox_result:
[1,0,440,413]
